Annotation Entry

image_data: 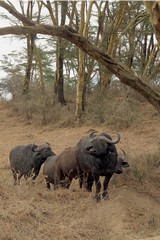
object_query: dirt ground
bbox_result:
[0,101,160,240]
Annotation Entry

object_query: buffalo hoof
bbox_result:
[46,182,51,189]
[31,180,36,186]
[102,192,109,200]
[102,194,109,201]
[93,194,101,202]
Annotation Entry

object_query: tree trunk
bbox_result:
[75,1,85,120]
[22,1,34,94]
[54,40,66,105]
[34,45,45,95]
[100,2,128,91]
[75,50,85,119]
[144,1,160,46]
[54,1,67,105]
[23,34,34,94]
[75,1,94,120]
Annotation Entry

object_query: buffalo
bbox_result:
[9,143,55,185]
[43,155,57,189]
[76,131,128,201]
[54,147,85,189]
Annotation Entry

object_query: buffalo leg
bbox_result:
[32,166,41,182]
[45,177,51,189]
[93,173,101,202]
[24,174,29,185]
[12,168,18,185]
[86,174,94,192]
[102,173,113,200]
[77,169,84,189]
[64,177,71,189]
[17,172,23,185]
[46,182,51,189]
[54,175,59,190]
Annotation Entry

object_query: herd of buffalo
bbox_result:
[9,130,129,202]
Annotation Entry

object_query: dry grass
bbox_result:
[130,150,160,181]
[7,88,146,129]
[0,100,160,240]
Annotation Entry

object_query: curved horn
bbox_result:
[99,133,120,144]
[87,129,97,138]
[120,148,127,161]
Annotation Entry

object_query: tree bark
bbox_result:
[54,1,67,106]
[100,2,128,91]
[144,1,160,46]
[54,42,66,105]
[75,1,85,120]
[23,34,34,94]
[23,1,34,94]
[34,45,45,95]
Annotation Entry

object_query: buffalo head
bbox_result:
[85,133,120,156]
[32,143,55,163]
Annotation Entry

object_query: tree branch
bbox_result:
[0,24,159,112]
[0,1,35,26]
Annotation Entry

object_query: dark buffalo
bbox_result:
[9,143,55,185]
[43,155,57,189]
[54,147,84,189]
[84,148,129,192]
[76,132,126,201]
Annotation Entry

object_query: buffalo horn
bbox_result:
[87,129,97,138]
[34,143,49,152]
[120,148,127,161]
[99,133,120,144]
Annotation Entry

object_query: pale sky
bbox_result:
[0,2,24,78]
[0,32,24,78]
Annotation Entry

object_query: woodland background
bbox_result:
[0,1,159,126]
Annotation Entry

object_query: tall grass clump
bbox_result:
[130,150,160,182]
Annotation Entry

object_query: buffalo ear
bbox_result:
[31,144,38,152]
[121,161,129,168]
